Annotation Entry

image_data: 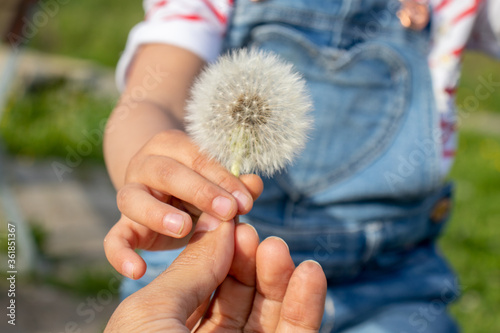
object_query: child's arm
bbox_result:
[103,44,263,279]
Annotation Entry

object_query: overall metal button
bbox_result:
[430,198,452,224]
[397,0,430,31]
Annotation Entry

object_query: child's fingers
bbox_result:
[135,130,255,215]
[104,215,193,279]
[130,155,242,221]
[117,182,193,238]
[104,217,148,280]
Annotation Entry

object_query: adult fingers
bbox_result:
[197,223,260,331]
[244,236,295,332]
[239,174,264,201]
[228,223,259,286]
[135,215,235,324]
[105,214,236,332]
[276,260,327,332]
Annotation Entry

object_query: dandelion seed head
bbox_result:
[230,94,270,126]
[186,48,313,176]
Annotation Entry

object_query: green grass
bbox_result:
[457,52,500,114]
[440,130,500,333]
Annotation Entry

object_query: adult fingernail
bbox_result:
[265,236,290,251]
[232,190,252,212]
[122,261,135,279]
[303,259,323,269]
[163,213,185,235]
[240,222,259,238]
[196,214,224,232]
[212,196,233,219]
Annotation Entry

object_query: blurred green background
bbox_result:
[0,1,499,332]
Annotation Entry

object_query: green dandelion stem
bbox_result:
[230,140,243,178]
[230,128,247,177]
[231,162,241,178]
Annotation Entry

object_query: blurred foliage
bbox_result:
[27,0,143,67]
[458,52,500,114]
[441,130,500,333]
[0,0,139,159]
[0,220,49,262]
[39,268,120,298]
[0,79,114,160]
[29,220,49,257]
[0,219,119,296]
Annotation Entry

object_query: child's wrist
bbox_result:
[116,97,185,131]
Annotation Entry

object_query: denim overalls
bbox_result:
[121,0,460,331]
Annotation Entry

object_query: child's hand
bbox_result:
[104,129,264,279]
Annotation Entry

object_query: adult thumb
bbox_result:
[106,215,235,332]
[153,214,235,317]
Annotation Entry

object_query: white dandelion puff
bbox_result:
[186,48,313,177]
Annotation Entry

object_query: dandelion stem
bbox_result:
[231,162,241,178]
[231,139,242,224]
[230,140,243,178]
[230,127,246,177]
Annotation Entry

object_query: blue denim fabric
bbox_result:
[121,0,460,331]
[120,247,184,301]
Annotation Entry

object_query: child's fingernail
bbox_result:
[163,213,185,235]
[232,190,252,212]
[122,261,135,279]
[212,196,233,219]
[196,214,223,232]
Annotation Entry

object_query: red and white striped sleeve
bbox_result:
[428,0,483,176]
[116,0,234,91]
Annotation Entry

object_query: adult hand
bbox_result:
[105,215,327,332]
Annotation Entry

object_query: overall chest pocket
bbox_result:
[247,24,411,194]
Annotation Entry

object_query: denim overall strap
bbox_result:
[225,0,447,270]
[224,0,440,198]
